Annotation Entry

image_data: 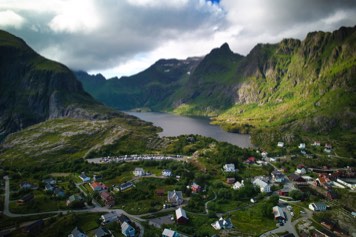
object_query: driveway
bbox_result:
[260,205,299,237]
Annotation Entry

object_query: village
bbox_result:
[0,138,355,237]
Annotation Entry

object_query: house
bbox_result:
[226,178,236,184]
[295,167,307,175]
[79,172,90,182]
[191,183,202,193]
[90,182,107,192]
[118,182,134,192]
[68,227,87,237]
[223,163,236,172]
[211,217,233,230]
[298,143,306,149]
[43,178,56,185]
[100,212,118,224]
[93,175,103,181]
[253,178,271,193]
[277,188,289,196]
[271,170,285,183]
[289,174,307,185]
[312,141,321,146]
[167,190,183,206]
[175,207,188,224]
[272,206,285,220]
[44,183,55,192]
[162,229,180,237]
[277,142,284,148]
[155,189,165,196]
[261,151,268,158]
[20,181,35,190]
[326,189,337,200]
[232,180,244,190]
[100,191,115,206]
[162,169,172,177]
[17,193,34,205]
[121,221,135,237]
[309,202,327,211]
[244,157,256,165]
[94,227,113,237]
[67,194,84,206]
[133,167,145,176]
[315,174,332,189]
[54,187,65,198]
[118,214,131,225]
[324,144,332,153]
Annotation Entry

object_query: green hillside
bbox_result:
[77,26,356,155]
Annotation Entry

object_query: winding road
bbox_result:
[2,176,145,237]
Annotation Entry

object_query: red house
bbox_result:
[244,157,256,165]
[191,183,202,193]
[100,191,115,207]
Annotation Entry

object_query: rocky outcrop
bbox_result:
[0,30,120,140]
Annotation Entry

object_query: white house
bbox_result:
[100,212,118,224]
[79,172,91,182]
[133,168,145,177]
[309,202,327,212]
[298,143,306,149]
[295,167,307,175]
[162,229,179,237]
[211,217,233,230]
[277,142,284,148]
[232,181,244,190]
[167,190,184,206]
[223,164,236,172]
[253,178,271,193]
[162,169,172,177]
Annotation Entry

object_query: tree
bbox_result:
[290,189,303,200]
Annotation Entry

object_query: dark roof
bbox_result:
[118,214,131,224]
[94,226,111,237]
[70,226,86,237]
[19,193,34,202]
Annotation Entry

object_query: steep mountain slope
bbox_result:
[77,26,355,154]
[0,30,120,140]
[76,57,202,111]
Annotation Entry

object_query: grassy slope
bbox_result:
[0,116,161,167]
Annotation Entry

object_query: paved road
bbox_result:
[2,176,145,237]
[260,205,299,237]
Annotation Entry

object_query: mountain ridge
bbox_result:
[77,26,356,155]
[0,30,125,140]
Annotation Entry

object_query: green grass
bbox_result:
[230,202,276,236]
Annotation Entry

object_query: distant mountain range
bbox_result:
[77,26,356,155]
[0,30,123,140]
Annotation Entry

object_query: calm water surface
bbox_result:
[127,112,252,148]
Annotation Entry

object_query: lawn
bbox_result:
[9,191,67,214]
[230,202,276,236]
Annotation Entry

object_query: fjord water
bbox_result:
[127,112,252,148]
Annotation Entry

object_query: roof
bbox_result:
[253,178,269,188]
[100,191,112,200]
[134,167,144,172]
[69,227,86,237]
[101,212,117,220]
[118,214,131,224]
[68,194,82,202]
[314,202,327,209]
[121,221,134,232]
[162,229,177,237]
[224,163,235,169]
[273,206,284,219]
[94,227,111,237]
[168,190,183,203]
[289,174,306,182]
[175,207,188,220]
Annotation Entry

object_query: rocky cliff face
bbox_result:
[0,30,119,140]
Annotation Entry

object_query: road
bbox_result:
[259,205,299,237]
[2,176,145,237]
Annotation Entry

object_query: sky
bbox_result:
[0,0,355,78]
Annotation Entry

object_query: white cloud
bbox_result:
[0,10,26,29]
[48,0,101,33]
[0,0,355,78]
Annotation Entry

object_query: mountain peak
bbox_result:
[220,42,231,51]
